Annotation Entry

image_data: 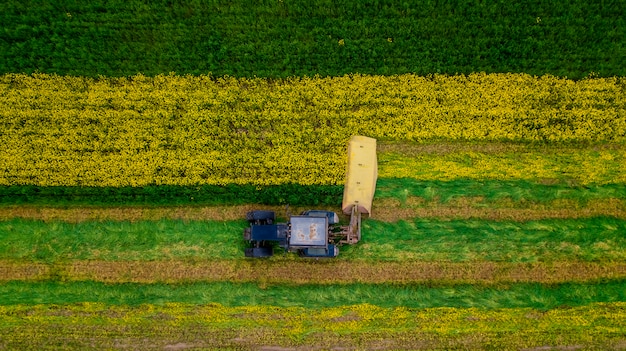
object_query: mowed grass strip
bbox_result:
[1,302,625,350]
[1,197,624,223]
[1,260,624,285]
[0,218,624,263]
[0,261,48,281]
[1,281,625,309]
[373,197,626,222]
[356,217,626,262]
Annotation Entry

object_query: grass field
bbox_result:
[1,217,625,263]
[1,171,625,350]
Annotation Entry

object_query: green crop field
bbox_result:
[1,0,625,350]
[1,0,624,78]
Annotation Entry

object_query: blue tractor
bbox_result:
[243,136,377,258]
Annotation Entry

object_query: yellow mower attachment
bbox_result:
[342,135,378,216]
[339,135,378,244]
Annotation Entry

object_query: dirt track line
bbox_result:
[0,262,49,281]
[373,197,626,222]
[1,260,624,284]
[0,204,270,222]
[377,141,626,156]
[1,198,625,223]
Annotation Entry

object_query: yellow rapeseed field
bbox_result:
[1,73,624,186]
[380,149,626,185]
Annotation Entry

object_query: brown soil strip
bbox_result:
[378,141,527,155]
[0,261,49,281]
[0,204,281,222]
[372,197,626,222]
[1,197,624,223]
[377,141,626,156]
[1,259,624,284]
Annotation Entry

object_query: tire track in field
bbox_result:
[1,198,625,223]
[373,197,626,222]
[377,141,626,156]
[1,260,625,284]
[0,262,48,281]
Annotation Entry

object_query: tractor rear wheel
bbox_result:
[245,246,273,258]
[246,210,275,224]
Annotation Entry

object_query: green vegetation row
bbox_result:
[1,217,624,262]
[1,0,624,78]
[2,302,624,350]
[0,183,343,206]
[2,280,625,309]
[2,179,625,207]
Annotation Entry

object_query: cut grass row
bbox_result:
[2,197,624,223]
[1,281,625,310]
[2,302,624,350]
[374,197,626,222]
[0,218,624,263]
[2,260,625,285]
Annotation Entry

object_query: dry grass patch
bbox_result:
[2,260,624,285]
[1,197,624,223]
[0,261,48,281]
[372,197,626,222]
